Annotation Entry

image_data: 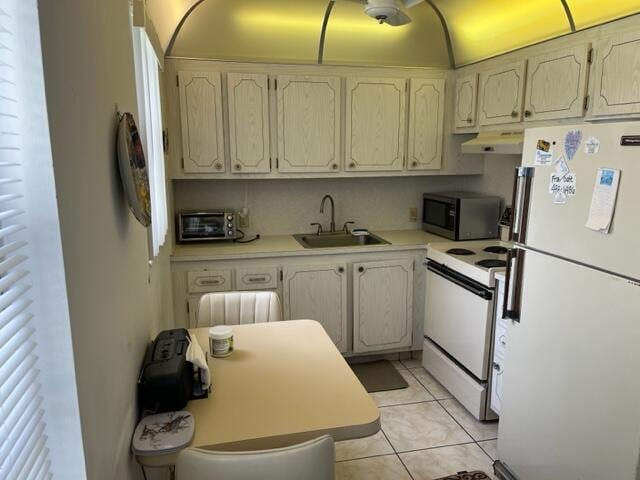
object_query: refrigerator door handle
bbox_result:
[510,167,534,243]
[503,248,525,322]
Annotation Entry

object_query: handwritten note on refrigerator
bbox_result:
[585,168,621,234]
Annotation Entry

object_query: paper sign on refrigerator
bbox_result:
[585,168,621,234]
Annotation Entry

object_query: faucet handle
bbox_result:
[343,221,355,234]
[310,223,323,235]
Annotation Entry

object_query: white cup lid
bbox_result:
[209,325,233,338]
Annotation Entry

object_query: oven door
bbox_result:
[425,261,494,380]
[179,213,227,242]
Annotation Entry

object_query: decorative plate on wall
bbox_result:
[116,112,151,227]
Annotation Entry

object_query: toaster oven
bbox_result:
[177,211,238,243]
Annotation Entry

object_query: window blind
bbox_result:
[0,2,52,479]
[132,26,168,258]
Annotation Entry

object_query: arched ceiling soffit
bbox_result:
[160,0,640,68]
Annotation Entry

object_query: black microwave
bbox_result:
[422,192,501,240]
[177,211,238,243]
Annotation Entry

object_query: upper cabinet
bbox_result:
[523,46,590,122]
[276,75,341,173]
[178,71,226,173]
[227,73,271,174]
[591,31,640,118]
[478,61,527,126]
[454,73,478,128]
[407,78,445,171]
[345,77,406,172]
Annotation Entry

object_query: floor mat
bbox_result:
[434,472,492,480]
[349,360,408,393]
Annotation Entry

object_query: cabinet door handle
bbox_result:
[493,362,501,372]
[338,267,344,273]
[234,163,242,170]
[511,110,519,118]
[331,163,338,170]
[198,278,221,286]
[358,266,364,273]
[247,276,267,282]
[466,117,473,123]
[411,161,418,167]
[348,162,356,168]
[524,110,532,118]
[214,163,223,171]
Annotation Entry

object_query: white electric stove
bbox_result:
[423,240,512,421]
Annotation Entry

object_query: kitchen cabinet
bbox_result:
[282,263,348,353]
[227,73,271,173]
[454,73,478,129]
[187,269,232,294]
[523,46,590,122]
[352,259,413,353]
[591,31,640,117]
[478,61,527,126]
[178,71,225,173]
[276,75,341,173]
[345,77,406,172]
[407,78,445,170]
[235,265,279,291]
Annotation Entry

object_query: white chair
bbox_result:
[196,291,282,328]
[175,435,335,480]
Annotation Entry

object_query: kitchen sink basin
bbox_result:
[293,232,390,249]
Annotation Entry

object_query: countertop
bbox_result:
[171,229,451,262]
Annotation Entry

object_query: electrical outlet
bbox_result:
[409,207,417,222]
[238,207,250,228]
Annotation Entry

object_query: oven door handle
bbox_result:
[426,262,493,300]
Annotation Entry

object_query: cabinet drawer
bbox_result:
[235,266,279,290]
[187,269,232,293]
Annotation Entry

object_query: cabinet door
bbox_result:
[282,264,348,353]
[454,73,478,128]
[478,61,526,126]
[353,259,413,353]
[227,73,271,173]
[523,46,590,122]
[345,77,406,172]
[178,71,225,173]
[591,31,640,117]
[407,78,444,171]
[276,75,341,173]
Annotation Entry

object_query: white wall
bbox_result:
[174,176,476,236]
[38,0,173,479]
[463,154,521,207]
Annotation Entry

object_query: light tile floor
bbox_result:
[336,363,498,480]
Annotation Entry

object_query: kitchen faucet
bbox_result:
[320,194,336,233]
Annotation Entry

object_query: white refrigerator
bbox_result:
[495,122,640,480]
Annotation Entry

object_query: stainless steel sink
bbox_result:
[293,232,390,249]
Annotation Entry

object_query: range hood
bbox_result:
[461,130,524,155]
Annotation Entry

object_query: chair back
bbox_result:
[175,435,335,480]
[196,291,282,328]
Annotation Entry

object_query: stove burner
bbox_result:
[475,259,507,269]
[446,248,475,256]
[483,246,509,255]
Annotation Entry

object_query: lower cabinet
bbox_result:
[352,259,413,353]
[282,263,349,353]
[173,253,420,354]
